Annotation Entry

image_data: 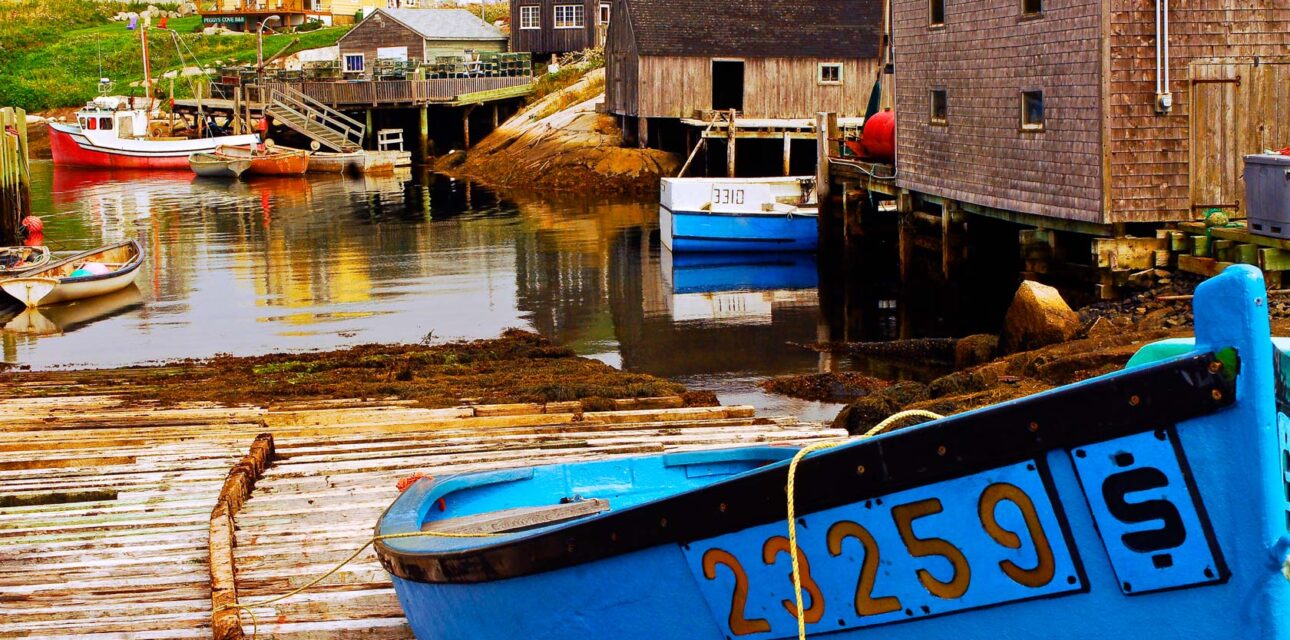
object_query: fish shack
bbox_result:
[605,0,883,174]
[827,0,1290,293]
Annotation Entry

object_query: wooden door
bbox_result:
[1189,62,1247,214]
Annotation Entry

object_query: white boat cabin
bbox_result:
[75,98,150,139]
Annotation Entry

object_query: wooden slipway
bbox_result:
[0,379,844,639]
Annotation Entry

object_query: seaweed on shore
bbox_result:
[9,330,694,410]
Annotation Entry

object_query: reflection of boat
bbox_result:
[662,250,818,294]
[0,246,52,276]
[189,153,251,178]
[660,176,818,252]
[377,266,1279,640]
[1,240,144,307]
[49,97,260,169]
[215,144,310,176]
[2,284,144,335]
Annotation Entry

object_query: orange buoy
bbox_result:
[861,110,896,162]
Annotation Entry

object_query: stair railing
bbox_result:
[265,86,365,149]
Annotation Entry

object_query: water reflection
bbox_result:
[23,162,990,417]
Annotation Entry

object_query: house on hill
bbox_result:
[510,0,608,58]
[889,0,1290,227]
[337,8,509,77]
[605,0,882,123]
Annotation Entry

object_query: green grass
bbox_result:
[0,0,349,111]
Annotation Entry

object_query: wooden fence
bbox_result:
[0,107,30,246]
[257,77,533,107]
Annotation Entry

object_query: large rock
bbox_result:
[1001,280,1081,353]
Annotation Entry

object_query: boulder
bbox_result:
[177,2,197,16]
[1001,280,1081,353]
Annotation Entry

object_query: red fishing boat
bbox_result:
[49,24,260,169]
[215,144,310,176]
[49,99,261,170]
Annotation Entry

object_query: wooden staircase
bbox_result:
[264,85,365,153]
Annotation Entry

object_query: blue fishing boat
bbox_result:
[377,265,1290,639]
[660,177,818,252]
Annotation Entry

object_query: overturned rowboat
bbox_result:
[1,240,143,308]
[377,265,1289,639]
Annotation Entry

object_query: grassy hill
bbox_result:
[0,0,348,111]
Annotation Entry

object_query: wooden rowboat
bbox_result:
[215,144,309,176]
[306,151,361,174]
[0,246,51,275]
[1,240,144,308]
[378,265,1287,639]
[189,152,251,178]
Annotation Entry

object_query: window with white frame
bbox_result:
[520,5,541,29]
[344,53,365,73]
[818,63,843,85]
[554,4,585,29]
[599,3,610,24]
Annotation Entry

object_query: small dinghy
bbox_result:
[378,266,1288,639]
[189,152,251,178]
[2,240,143,307]
[215,144,309,176]
[0,246,51,275]
[306,151,361,174]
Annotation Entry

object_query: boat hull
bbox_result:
[1,240,144,307]
[189,154,251,178]
[49,123,259,170]
[660,177,819,252]
[378,266,1290,640]
[660,206,818,252]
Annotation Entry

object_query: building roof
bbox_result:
[362,8,508,41]
[622,0,882,58]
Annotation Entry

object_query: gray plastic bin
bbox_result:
[1246,153,1290,239]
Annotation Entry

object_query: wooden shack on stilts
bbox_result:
[0,107,30,246]
[823,0,1290,297]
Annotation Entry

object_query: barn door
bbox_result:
[1190,63,1247,215]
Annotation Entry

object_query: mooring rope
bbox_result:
[222,528,504,640]
[785,409,944,640]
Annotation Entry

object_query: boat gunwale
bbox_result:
[7,239,144,285]
[376,350,1236,584]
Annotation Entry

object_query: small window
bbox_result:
[554,4,584,29]
[1021,90,1044,130]
[1021,0,1042,15]
[599,2,611,24]
[86,117,97,131]
[344,53,365,73]
[520,5,540,29]
[930,89,947,124]
[929,0,944,26]
[818,63,843,85]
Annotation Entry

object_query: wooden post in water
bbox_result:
[782,131,792,176]
[233,87,243,135]
[462,105,476,149]
[419,107,430,160]
[0,107,31,246]
[815,112,835,203]
[726,109,737,177]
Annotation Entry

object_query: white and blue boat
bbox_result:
[377,266,1290,639]
[660,177,819,252]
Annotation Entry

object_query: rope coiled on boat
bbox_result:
[784,409,945,640]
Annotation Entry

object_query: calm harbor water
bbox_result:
[16,163,983,419]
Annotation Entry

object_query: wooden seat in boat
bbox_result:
[421,498,609,535]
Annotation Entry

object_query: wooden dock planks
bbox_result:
[0,374,844,639]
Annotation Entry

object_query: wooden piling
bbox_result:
[419,107,430,160]
[0,107,30,246]
[782,131,792,176]
[726,109,737,177]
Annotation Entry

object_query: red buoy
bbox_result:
[861,110,896,162]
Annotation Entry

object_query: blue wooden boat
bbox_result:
[660,177,818,252]
[377,265,1290,639]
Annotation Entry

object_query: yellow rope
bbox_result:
[785,409,943,640]
[221,529,503,639]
